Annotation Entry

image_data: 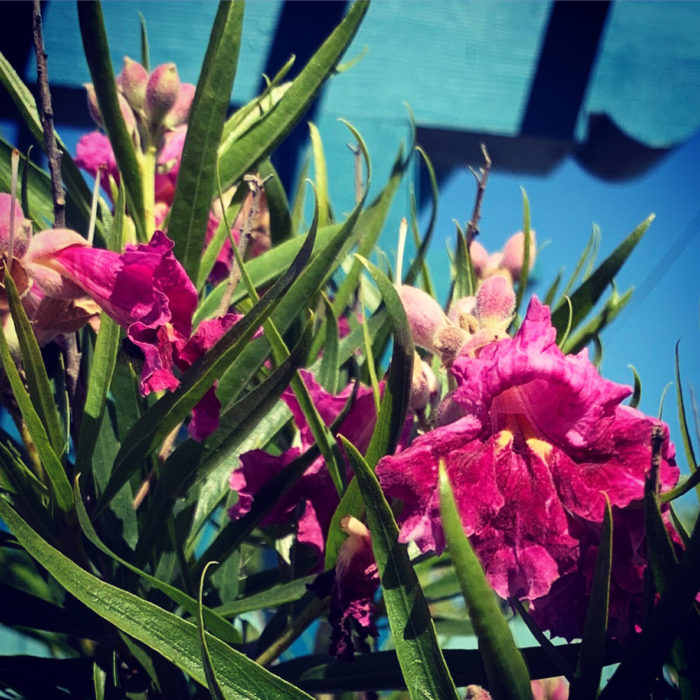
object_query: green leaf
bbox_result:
[96,211,317,513]
[75,187,125,477]
[136,318,313,565]
[198,562,226,700]
[318,294,340,394]
[641,429,698,700]
[551,215,654,341]
[0,295,72,514]
[259,158,293,245]
[193,446,320,581]
[77,1,146,241]
[0,497,313,700]
[438,462,532,700]
[341,438,459,700]
[560,224,601,301]
[570,495,612,700]
[453,223,472,300]
[168,1,244,281]
[214,575,316,617]
[561,285,633,355]
[74,479,240,645]
[515,187,532,315]
[543,269,563,307]
[628,364,642,409]
[601,495,700,698]
[675,342,699,499]
[197,176,245,291]
[324,257,413,568]
[5,274,64,457]
[217,2,368,190]
[309,122,332,227]
[404,145,439,292]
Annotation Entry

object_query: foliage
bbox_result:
[0,3,698,699]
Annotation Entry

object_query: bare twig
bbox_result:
[648,424,665,495]
[32,0,65,228]
[465,144,492,248]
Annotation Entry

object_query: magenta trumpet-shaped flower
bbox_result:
[26,229,197,395]
[307,516,380,660]
[376,297,678,637]
[229,370,380,564]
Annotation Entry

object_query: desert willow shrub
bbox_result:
[0,3,698,700]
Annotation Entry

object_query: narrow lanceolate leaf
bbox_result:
[214,575,316,618]
[198,563,226,700]
[77,2,146,240]
[641,430,699,700]
[438,462,532,700]
[551,214,654,341]
[0,498,313,700]
[341,438,459,700]
[74,480,240,645]
[318,294,340,394]
[5,275,64,457]
[675,342,699,497]
[259,159,293,245]
[168,0,244,281]
[570,495,612,700]
[96,218,317,513]
[135,320,313,566]
[515,187,532,315]
[325,258,414,568]
[628,364,642,409]
[0,53,94,231]
[0,307,72,514]
[600,508,700,699]
[308,122,332,227]
[217,2,368,190]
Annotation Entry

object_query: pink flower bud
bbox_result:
[118,92,138,137]
[84,83,102,127]
[164,82,195,128]
[24,229,89,300]
[117,56,149,111]
[447,295,477,331]
[501,230,536,279]
[397,284,450,352]
[475,275,515,328]
[0,193,32,259]
[468,239,489,277]
[145,63,181,126]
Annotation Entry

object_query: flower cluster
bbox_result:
[378,287,679,640]
[76,57,270,283]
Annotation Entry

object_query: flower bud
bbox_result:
[409,354,438,414]
[117,56,149,111]
[397,285,450,352]
[24,229,89,300]
[447,295,477,331]
[118,92,138,137]
[84,83,102,127]
[0,193,32,259]
[145,63,181,126]
[164,82,195,128]
[501,230,536,279]
[475,275,515,328]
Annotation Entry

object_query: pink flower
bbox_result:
[229,371,380,564]
[75,131,119,195]
[375,297,678,637]
[175,313,242,441]
[308,516,380,660]
[27,230,197,394]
